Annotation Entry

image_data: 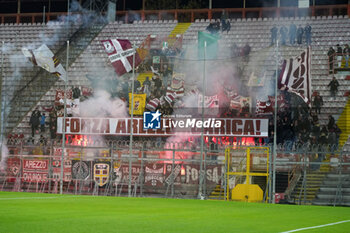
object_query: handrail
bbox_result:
[0,4,349,24]
[285,165,302,199]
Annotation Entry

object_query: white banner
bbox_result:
[57,117,269,137]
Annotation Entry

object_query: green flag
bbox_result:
[198,31,219,60]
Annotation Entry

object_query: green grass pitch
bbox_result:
[0,192,349,233]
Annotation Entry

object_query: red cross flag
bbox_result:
[101,39,146,77]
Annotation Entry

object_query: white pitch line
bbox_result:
[0,196,81,200]
[280,220,350,233]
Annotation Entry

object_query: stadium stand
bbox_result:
[0,11,349,204]
[5,16,349,149]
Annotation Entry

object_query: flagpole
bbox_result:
[60,40,69,195]
[0,41,4,162]
[272,39,279,204]
[199,41,207,198]
[128,43,136,197]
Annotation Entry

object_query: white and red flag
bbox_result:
[101,39,146,76]
[22,44,67,82]
[278,47,312,106]
[256,100,273,115]
[198,94,219,115]
[146,98,160,111]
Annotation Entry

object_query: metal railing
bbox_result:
[1,140,349,205]
[0,4,349,24]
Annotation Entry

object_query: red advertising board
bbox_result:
[52,159,72,182]
[22,159,49,183]
[23,159,49,171]
[6,157,21,182]
[52,148,72,181]
[22,172,48,182]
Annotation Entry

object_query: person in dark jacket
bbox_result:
[40,113,46,133]
[289,22,297,45]
[312,92,323,114]
[29,108,41,137]
[319,126,328,145]
[297,25,304,44]
[270,25,278,45]
[222,19,231,33]
[72,86,81,99]
[206,21,220,34]
[343,44,350,67]
[328,76,339,97]
[327,47,336,74]
[336,44,343,68]
[280,26,288,45]
[327,115,335,131]
[334,124,342,150]
[312,121,321,140]
[134,79,141,92]
[143,76,151,97]
[304,23,312,45]
[49,110,57,140]
[242,43,251,62]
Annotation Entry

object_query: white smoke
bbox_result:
[163,38,242,150]
[77,90,128,118]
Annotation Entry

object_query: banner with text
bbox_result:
[22,159,49,183]
[57,117,268,137]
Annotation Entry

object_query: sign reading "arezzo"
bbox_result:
[57,117,268,137]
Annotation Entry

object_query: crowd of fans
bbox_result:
[6,17,343,154]
[270,23,312,46]
[327,44,350,73]
[206,11,231,34]
[257,92,342,153]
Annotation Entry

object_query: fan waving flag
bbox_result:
[101,39,146,77]
[278,47,312,106]
[22,44,67,82]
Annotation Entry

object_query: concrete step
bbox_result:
[319,187,350,192]
[294,187,320,192]
[317,194,350,200]
[313,199,350,206]
[323,181,350,186]
[291,194,316,199]
[327,174,350,179]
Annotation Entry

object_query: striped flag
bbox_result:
[166,86,184,99]
[164,92,176,105]
[22,44,67,82]
[101,39,146,77]
[256,100,273,115]
[278,47,312,106]
[146,98,160,111]
[167,73,185,98]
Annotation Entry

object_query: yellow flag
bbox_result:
[129,93,146,115]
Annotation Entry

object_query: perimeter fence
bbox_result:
[1,140,349,205]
